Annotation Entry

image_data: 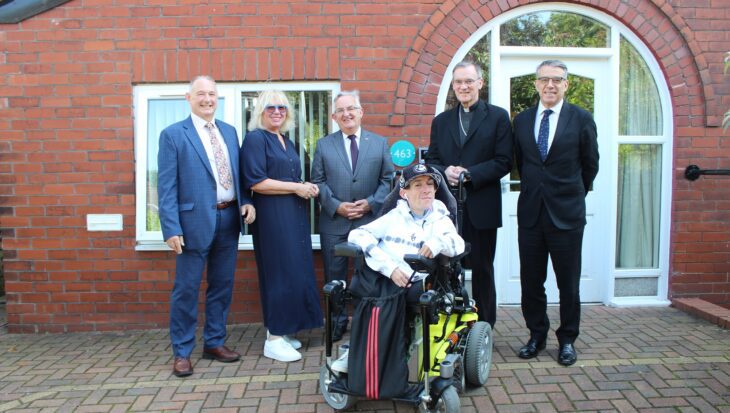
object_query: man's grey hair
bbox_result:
[452,60,483,79]
[536,60,569,78]
[333,90,362,111]
[189,75,216,91]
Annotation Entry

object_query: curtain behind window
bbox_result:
[616,37,662,268]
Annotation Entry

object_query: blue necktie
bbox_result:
[537,109,553,161]
[348,135,358,170]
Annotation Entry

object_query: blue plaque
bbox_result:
[390,140,416,167]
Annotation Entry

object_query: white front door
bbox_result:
[493,56,612,305]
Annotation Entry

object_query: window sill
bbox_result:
[135,237,322,251]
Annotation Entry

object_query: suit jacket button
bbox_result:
[352,179,356,182]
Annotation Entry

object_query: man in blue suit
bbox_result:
[157,75,256,377]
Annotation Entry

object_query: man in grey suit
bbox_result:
[311,90,394,341]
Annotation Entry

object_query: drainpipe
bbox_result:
[0,0,72,24]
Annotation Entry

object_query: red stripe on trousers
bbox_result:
[366,306,380,399]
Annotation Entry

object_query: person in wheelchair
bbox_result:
[332,163,465,372]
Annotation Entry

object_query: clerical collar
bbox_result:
[460,102,478,113]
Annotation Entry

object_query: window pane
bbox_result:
[616,144,661,269]
[619,37,662,135]
[500,11,609,47]
[445,31,490,111]
[146,98,225,232]
[241,90,332,235]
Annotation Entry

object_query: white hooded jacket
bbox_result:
[347,198,465,281]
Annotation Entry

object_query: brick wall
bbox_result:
[0,0,728,332]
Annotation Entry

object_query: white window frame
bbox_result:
[134,82,340,251]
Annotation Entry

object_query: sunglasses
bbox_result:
[265,104,288,113]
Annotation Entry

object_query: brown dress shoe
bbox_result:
[202,345,241,362]
[172,357,193,377]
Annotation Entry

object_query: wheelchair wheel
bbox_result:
[419,385,460,413]
[453,362,465,393]
[463,321,493,386]
[319,365,356,410]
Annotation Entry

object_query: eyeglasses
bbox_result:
[265,105,288,113]
[537,76,566,85]
[334,105,361,115]
[452,78,480,87]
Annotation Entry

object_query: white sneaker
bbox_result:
[264,338,302,362]
[331,349,349,373]
[284,335,302,350]
[266,330,302,350]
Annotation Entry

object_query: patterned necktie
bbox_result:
[537,109,553,161]
[348,135,358,171]
[205,122,232,190]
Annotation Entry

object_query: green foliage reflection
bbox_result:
[501,11,608,48]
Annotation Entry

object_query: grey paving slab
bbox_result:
[0,306,727,412]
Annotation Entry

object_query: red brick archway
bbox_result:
[389,0,716,130]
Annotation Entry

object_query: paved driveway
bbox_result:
[0,306,728,412]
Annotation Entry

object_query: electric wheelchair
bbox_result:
[319,171,493,412]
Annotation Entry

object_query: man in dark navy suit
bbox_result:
[512,60,599,366]
[158,75,256,377]
[426,60,513,328]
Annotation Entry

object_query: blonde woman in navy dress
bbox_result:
[240,90,324,362]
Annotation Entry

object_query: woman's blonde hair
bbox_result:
[247,90,296,133]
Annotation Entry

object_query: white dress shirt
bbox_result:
[533,99,565,153]
[341,127,361,170]
[191,113,235,203]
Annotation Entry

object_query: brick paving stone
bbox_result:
[548,391,575,411]
[128,394,153,411]
[649,396,692,408]
[75,405,113,413]
[182,400,205,412]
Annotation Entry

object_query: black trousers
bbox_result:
[320,232,351,327]
[518,205,584,345]
[462,210,497,327]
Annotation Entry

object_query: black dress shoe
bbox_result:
[332,321,347,343]
[518,338,546,359]
[558,343,577,366]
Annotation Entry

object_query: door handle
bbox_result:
[501,180,520,193]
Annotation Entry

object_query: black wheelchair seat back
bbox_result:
[378,168,458,227]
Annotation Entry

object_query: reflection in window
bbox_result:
[445,32,490,111]
[501,11,609,47]
[242,91,332,234]
[619,37,662,135]
[146,98,225,232]
[616,144,661,268]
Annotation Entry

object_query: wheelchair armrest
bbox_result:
[433,242,470,267]
[404,254,437,274]
[334,242,364,258]
[450,243,471,263]
[334,242,365,274]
